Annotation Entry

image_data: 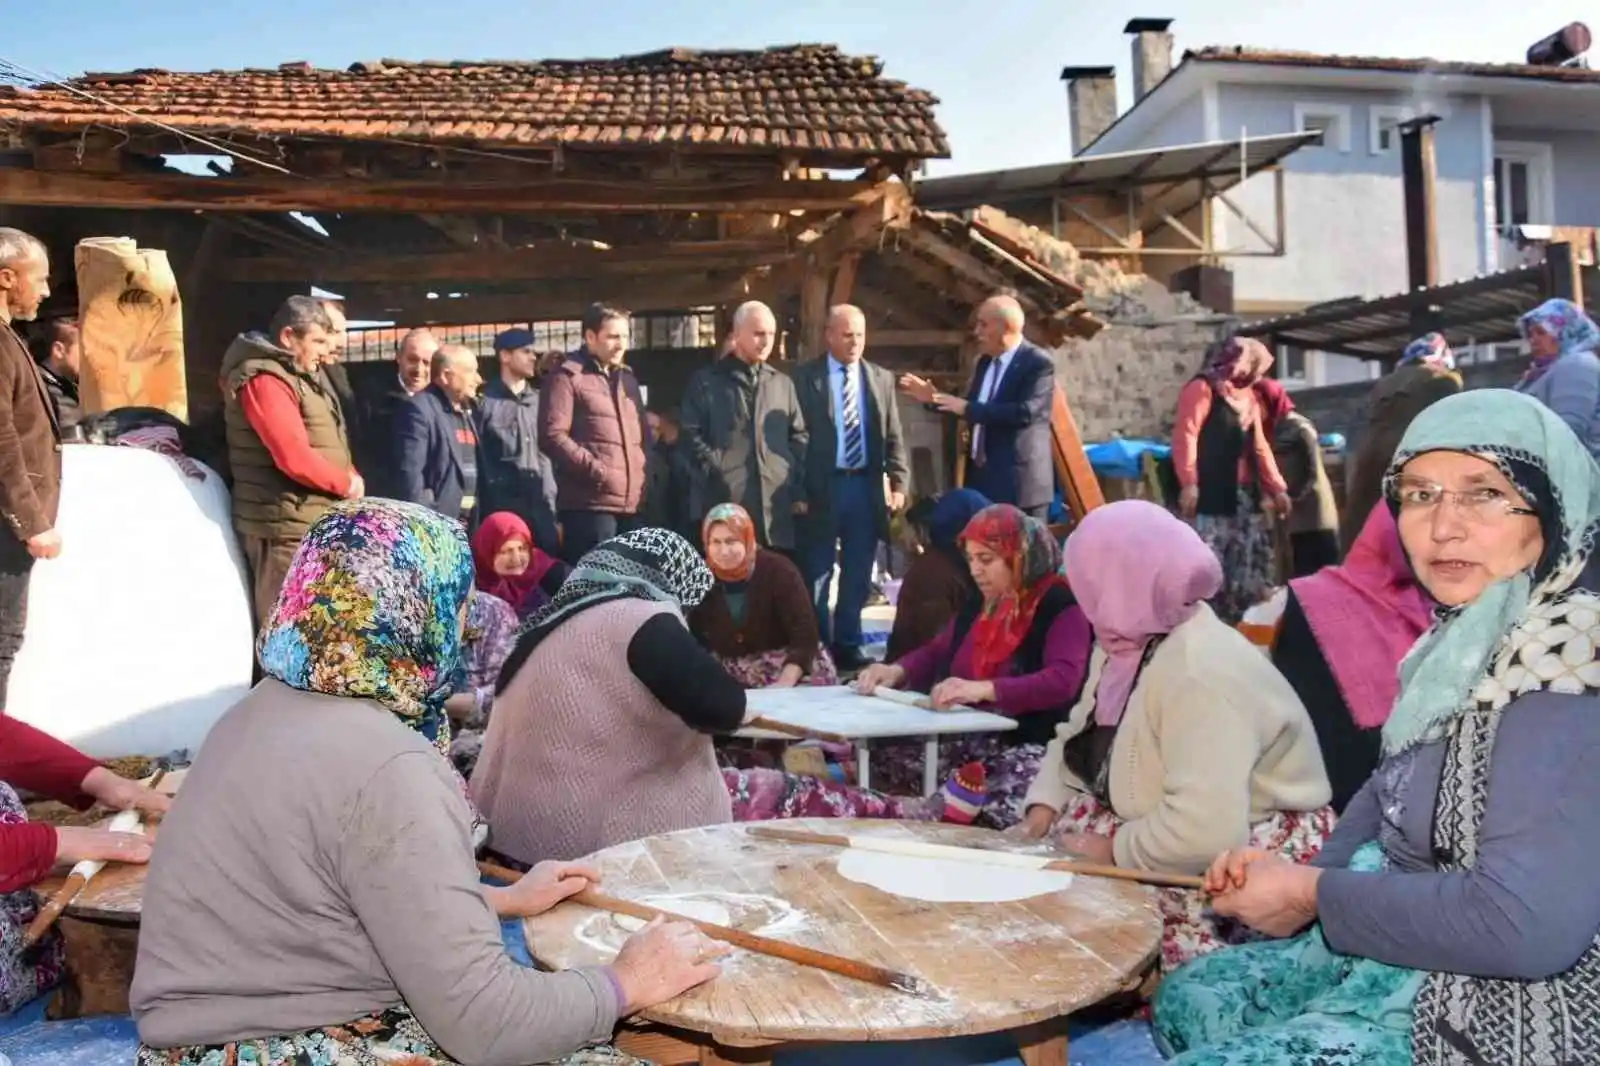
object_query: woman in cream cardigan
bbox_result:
[1019,499,1332,972]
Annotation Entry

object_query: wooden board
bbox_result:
[738,686,1016,740]
[525,819,1160,1048]
[30,771,183,924]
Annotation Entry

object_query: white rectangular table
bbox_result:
[734,685,1017,796]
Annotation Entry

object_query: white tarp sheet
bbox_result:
[8,444,254,758]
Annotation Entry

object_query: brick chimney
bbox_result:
[1060,66,1118,154]
[1125,18,1175,101]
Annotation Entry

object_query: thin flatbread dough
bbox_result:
[837,849,1074,903]
[613,898,731,933]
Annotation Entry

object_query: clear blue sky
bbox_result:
[15,0,1587,176]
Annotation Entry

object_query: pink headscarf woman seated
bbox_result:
[1019,499,1333,973]
[1271,505,1433,812]
[470,512,570,618]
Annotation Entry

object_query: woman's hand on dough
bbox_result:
[54,826,153,867]
[853,663,904,694]
[772,664,804,688]
[492,860,602,918]
[80,767,171,819]
[612,915,730,1013]
[1058,832,1115,865]
[1210,855,1320,938]
[929,678,994,710]
[1012,804,1057,840]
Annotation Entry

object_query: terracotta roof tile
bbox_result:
[0,44,948,159]
[1187,45,1600,84]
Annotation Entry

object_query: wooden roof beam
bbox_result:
[223,238,793,284]
[0,167,879,215]
[344,275,746,325]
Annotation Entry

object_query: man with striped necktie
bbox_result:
[795,305,908,672]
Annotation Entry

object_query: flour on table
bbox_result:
[612,897,730,933]
[836,849,1074,903]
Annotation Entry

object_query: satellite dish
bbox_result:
[1527,22,1592,66]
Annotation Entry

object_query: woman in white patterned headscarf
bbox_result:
[1154,389,1600,1066]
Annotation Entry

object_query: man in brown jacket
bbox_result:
[0,228,63,708]
[221,296,363,625]
[538,304,650,562]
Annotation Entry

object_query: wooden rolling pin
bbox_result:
[24,769,167,948]
[746,825,1207,891]
[477,861,938,998]
[743,716,852,745]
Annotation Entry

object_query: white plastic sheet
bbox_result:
[8,444,254,758]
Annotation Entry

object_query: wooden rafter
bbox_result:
[341,275,748,324]
[222,239,793,284]
[0,168,880,215]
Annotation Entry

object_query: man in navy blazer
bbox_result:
[394,343,485,526]
[901,295,1056,518]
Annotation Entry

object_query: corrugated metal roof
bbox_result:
[1236,265,1600,359]
[914,130,1321,210]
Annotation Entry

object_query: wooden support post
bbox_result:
[798,260,830,362]
[1545,241,1584,304]
[830,252,860,306]
[1051,384,1105,523]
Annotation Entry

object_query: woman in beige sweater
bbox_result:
[1020,499,1332,972]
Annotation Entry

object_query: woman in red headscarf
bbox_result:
[470,512,569,618]
[853,503,1092,828]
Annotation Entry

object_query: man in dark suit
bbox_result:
[395,344,483,526]
[0,228,62,707]
[902,294,1056,518]
[795,305,908,670]
[361,327,437,498]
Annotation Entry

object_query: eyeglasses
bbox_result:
[1384,476,1539,524]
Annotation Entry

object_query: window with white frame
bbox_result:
[1278,344,1309,382]
[1293,103,1353,153]
[1369,105,1414,155]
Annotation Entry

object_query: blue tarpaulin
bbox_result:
[1084,439,1170,481]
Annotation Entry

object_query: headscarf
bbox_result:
[1290,506,1432,729]
[1253,376,1294,435]
[701,502,758,583]
[1399,332,1456,372]
[496,526,713,692]
[1518,297,1600,367]
[957,504,1070,681]
[1064,500,1224,726]
[471,511,560,612]
[259,498,474,748]
[1380,388,1600,757]
[1203,336,1273,387]
[929,489,991,561]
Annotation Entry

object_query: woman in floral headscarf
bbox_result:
[1514,296,1600,457]
[1020,499,1332,972]
[1171,337,1291,622]
[1155,389,1600,1066]
[132,500,720,1066]
[854,504,1092,828]
[688,502,838,688]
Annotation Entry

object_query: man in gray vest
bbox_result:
[221,296,363,626]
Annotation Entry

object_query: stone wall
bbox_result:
[973,209,1229,441]
[1292,356,1532,447]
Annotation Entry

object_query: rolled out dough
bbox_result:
[613,898,731,933]
[837,849,1074,903]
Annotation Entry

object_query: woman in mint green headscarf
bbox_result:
[1153,389,1600,1066]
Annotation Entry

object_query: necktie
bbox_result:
[841,365,865,470]
[971,358,998,462]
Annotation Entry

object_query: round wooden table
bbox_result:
[525,819,1162,1066]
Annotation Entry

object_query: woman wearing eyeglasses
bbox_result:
[1154,389,1600,1066]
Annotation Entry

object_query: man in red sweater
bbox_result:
[220,297,363,625]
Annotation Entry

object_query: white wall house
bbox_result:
[1075,27,1600,387]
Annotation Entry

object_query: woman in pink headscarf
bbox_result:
[1018,500,1333,972]
[1270,505,1432,812]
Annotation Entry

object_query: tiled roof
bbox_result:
[1187,46,1600,84]
[0,44,948,158]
